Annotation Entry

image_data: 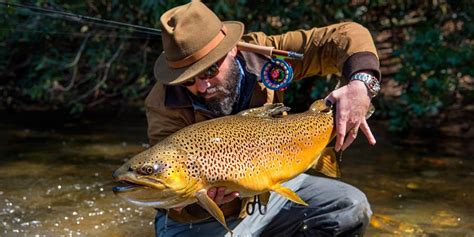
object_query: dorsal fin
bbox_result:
[238,103,290,118]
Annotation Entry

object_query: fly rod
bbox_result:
[0,1,162,37]
[1,2,303,60]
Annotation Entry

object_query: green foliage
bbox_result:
[0,0,186,112]
[0,0,472,133]
[209,0,473,131]
[381,2,474,131]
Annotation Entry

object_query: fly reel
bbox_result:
[260,58,294,91]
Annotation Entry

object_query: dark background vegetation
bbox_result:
[0,0,472,136]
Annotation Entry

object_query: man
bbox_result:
[145,1,380,236]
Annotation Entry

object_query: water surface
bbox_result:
[1,114,472,236]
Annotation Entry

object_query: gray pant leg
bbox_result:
[155,215,241,237]
[261,174,372,237]
[155,175,307,237]
[155,174,371,237]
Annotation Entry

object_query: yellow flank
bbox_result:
[163,100,334,194]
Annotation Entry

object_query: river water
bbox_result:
[1,113,473,236]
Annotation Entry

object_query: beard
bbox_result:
[198,59,240,116]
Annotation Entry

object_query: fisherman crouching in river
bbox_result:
[143,1,380,236]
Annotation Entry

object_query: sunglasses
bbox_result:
[180,58,224,87]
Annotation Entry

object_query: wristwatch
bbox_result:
[350,72,380,98]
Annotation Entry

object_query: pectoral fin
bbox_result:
[312,147,341,178]
[271,184,308,206]
[195,189,232,234]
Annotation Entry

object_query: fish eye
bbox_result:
[138,165,155,175]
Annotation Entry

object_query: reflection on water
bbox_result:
[1,114,473,236]
[0,114,156,236]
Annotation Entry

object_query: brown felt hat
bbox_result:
[154,1,244,85]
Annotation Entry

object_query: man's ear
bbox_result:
[228,46,238,57]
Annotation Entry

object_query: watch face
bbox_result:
[369,79,380,93]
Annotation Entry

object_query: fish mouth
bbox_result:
[113,172,167,192]
[112,179,192,208]
[112,180,146,193]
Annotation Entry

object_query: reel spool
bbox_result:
[235,42,302,91]
[260,58,294,91]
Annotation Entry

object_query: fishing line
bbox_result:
[0,1,162,39]
[0,27,159,40]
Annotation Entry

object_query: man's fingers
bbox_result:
[207,187,217,199]
[214,187,226,204]
[360,120,376,145]
[341,124,359,151]
[335,127,345,152]
[335,108,348,152]
[221,192,240,204]
[207,187,239,205]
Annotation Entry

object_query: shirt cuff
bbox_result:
[342,52,381,84]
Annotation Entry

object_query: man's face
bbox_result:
[184,47,240,116]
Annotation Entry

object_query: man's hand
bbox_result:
[325,80,376,152]
[207,187,240,205]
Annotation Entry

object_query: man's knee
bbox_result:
[301,176,371,213]
[299,176,372,235]
[261,176,372,236]
[332,188,372,219]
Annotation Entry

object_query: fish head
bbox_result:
[112,144,198,209]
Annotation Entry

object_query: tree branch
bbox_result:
[53,34,90,92]
[71,42,124,104]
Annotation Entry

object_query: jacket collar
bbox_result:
[164,84,193,108]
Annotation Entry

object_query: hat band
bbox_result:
[167,25,227,69]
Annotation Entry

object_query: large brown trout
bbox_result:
[113,99,366,232]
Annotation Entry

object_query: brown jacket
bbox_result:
[145,22,380,222]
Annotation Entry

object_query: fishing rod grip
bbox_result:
[237,42,273,57]
[237,42,304,60]
[272,49,304,60]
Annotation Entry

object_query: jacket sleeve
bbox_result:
[241,22,380,83]
[144,83,192,145]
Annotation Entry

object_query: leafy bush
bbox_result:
[0,1,187,112]
[0,0,472,133]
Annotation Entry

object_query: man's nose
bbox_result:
[195,78,211,93]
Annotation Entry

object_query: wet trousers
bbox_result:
[155,174,372,237]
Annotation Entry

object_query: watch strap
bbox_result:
[350,72,380,98]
